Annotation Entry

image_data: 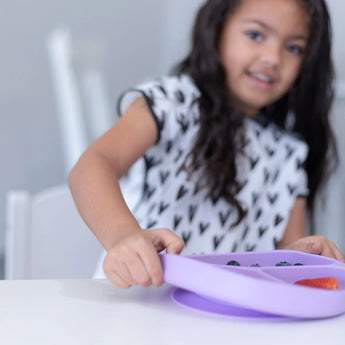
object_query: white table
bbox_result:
[0,279,344,345]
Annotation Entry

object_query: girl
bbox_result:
[69,0,344,289]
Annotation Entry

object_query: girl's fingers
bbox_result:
[104,229,185,289]
[126,252,154,287]
[324,241,345,262]
[106,235,164,288]
[105,253,153,288]
[166,237,185,255]
[111,260,137,286]
[104,267,131,289]
[162,229,185,255]
[317,242,335,259]
[137,246,164,287]
[284,238,314,253]
[104,250,142,288]
[283,236,345,262]
[148,228,185,254]
[291,236,345,262]
[309,238,344,261]
[139,228,185,286]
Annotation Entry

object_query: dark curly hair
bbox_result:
[172,0,337,226]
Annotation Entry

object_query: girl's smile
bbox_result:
[219,0,310,117]
[246,70,276,88]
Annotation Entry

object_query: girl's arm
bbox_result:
[69,97,156,248]
[278,197,344,261]
[68,97,184,288]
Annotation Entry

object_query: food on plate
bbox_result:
[275,261,292,266]
[294,277,338,290]
[225,260,304,267]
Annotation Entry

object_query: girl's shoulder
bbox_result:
[137,74,200,103]
[118,74,201,146]
[117,74,200,115]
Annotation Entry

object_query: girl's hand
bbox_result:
[281,235,345,262]
[103,228,185,289]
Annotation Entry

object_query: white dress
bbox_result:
[93,74,309,277]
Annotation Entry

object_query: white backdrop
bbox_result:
[0,0,203,259]
[0,0,344,264]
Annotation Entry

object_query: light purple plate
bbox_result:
[160,250,345,319]
[171,288,290,320]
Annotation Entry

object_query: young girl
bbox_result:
[69,0,344,289]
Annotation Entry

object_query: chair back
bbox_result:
[47,27,114,174]
[47,27,143,212]
[5,185,103,279]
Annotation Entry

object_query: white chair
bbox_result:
[47,26,114,174]
[47,26,143,212]
[5,185,103,280]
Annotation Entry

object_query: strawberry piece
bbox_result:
[294,277,338,290]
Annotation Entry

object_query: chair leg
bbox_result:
[5,191,31,279]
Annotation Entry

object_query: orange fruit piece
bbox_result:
[294,277,338,290]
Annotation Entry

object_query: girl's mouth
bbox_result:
[247,71,275,86]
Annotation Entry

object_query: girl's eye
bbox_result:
[286,44,304,56]
[246,30,263,42]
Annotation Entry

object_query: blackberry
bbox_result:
[275,261,292,266]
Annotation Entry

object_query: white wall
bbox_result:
[317,1,345,253]
[0,0,344,263]
[326,0,345,81]
[314,99,345,253]
[0,0,203,258]
[314,0,345,252]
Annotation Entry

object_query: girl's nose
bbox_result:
[259,43,282,68]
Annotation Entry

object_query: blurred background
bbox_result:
[0,0,344,278]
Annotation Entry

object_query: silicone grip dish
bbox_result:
[160,250,345,319]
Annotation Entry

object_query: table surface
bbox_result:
[0,279,344,345]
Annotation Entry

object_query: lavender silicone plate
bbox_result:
[160,250,345,319]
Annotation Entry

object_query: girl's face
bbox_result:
[219,0,310,117]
